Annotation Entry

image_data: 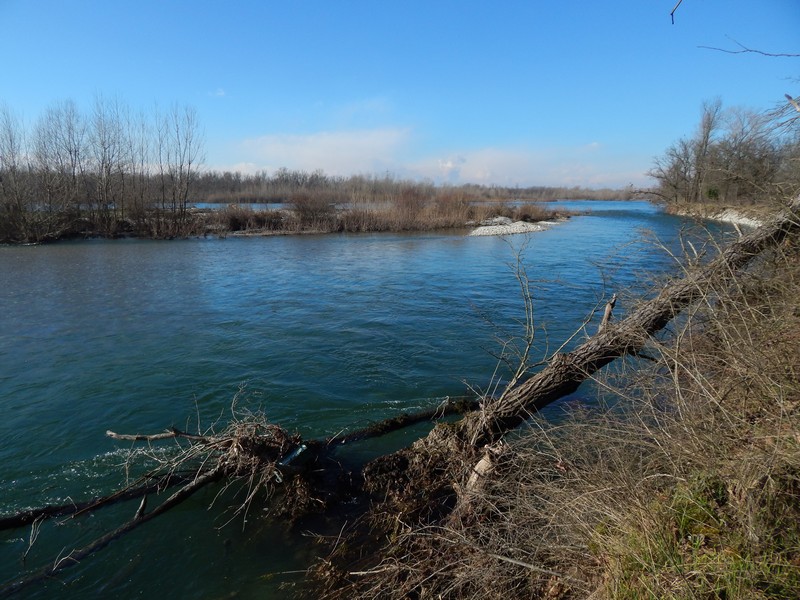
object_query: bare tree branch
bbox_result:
[670,0,684,25]
[699,38,800,58]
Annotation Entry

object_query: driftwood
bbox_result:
[0,398,479,596]
[0,419,299,597]
[105,426,208,442]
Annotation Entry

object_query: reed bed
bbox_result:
[212,188,569,236]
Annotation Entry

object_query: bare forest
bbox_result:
[648,97,800,208]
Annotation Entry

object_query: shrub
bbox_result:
[291,192,337,228]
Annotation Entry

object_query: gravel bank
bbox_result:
[468,220,561,236]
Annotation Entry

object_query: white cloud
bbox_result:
[238,128,411,175]
[209,88,226,97]
[412,145,649,188]
[216,128,649,187]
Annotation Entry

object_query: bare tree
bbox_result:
[88,95,129,232]
[155,104,203,236]
[125,108,155,233]
[30,100,88,237]
[0,103,32,241]
[714,107,780,204]
[690,98,723,203]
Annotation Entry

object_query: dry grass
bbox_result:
[315,235,800,599]
[208,189,568,236]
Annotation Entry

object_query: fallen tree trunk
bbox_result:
[363,197,800,509]
[457,196,800,448]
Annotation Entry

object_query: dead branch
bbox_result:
[326,397,480,446]
[0,473,193,531]
[698,39,800,57]
[670,0,683,24]
[0,465,225,598]
[597,293,617,333]
[105,426,209,442]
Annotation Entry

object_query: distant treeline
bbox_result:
[649,97,800,206]
[0,98,203,243]
[193,168,630,206]
[0,97,628,244]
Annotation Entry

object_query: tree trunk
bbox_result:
[363,197,800,507]
[458,196,800,447]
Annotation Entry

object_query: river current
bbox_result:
[0,201,728,597]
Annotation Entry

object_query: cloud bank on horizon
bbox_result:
[223,128,642,188]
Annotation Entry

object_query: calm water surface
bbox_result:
[0,201,728,597]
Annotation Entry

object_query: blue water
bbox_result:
[0,201,729,597]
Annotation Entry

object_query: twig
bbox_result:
[487,552,573,580]
[698,38,800,57]
[670,0,683,24]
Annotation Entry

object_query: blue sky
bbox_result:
[1,0,798,187]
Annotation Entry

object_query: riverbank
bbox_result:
[1,198,577,244]
[315,205,800,599]
[664,202,772,228]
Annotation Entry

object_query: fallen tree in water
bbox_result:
[460,195,800,447]
[2,197,799,597]
[0,396,479,596]
[322,197,800,599]
[360,196,800,516]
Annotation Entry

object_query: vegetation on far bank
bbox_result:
[0,97,625,244]
[213,192,574,237]
[647,97,800,210]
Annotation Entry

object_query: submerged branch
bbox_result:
[1,465,225,598]
[105,427,209,442]
[0,472,194,531]
[326,397,480,446]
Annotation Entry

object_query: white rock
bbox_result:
[468,221,548,236]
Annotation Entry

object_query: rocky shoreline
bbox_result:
[667,204,766,228]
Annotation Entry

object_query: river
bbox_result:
[0,201,728,597]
